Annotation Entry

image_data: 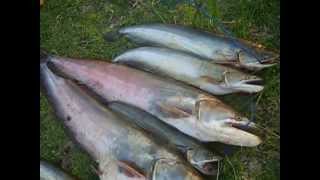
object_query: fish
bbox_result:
[40,59,203,180]
[118,23,277,71]
[45,54,262,147]
[114,47,264,95]
[108,101,222,175]
[40,161,74,180]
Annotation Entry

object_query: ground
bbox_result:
[40,0,279,179]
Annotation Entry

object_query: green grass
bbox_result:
[40,0,279,179]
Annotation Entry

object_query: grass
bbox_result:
[40,0,279,179]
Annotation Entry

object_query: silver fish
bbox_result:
[40,60,203,180]
[108,101,222,175]
[40,161,74,180]
[46,55,262,147]
[118,23,277,71]
[114,47,264,95]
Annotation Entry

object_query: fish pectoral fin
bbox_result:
[116,161,146,179]
[157,102,192,119]
[199,76,222,85]
[152,158,199,180]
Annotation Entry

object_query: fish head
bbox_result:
[196,96,261,147]
[152,159,203,180]
[238,49,278,71]
[186,148,222,175]
[219,70,264,94]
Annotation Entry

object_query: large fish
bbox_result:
[108,101,222,175]
[45,54,261,147]
[40,60,203,180]
[40,161,74,180]
[118,23,277,71]
[114,47,264,95]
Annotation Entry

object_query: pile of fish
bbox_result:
[40,24,277,180]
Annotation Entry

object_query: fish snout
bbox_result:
[196,98,261,146]
[218,117,262,147]
[238,50,278,71]
[229,78,264,94]
[242,61,277,71]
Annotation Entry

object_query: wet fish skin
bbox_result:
[40,61,202,180]
[114,47,264,95]
[108,101,222,175]
[40,161,74,180]
[118,23,276,71]
[46,55,261,147]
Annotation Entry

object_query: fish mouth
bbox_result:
[230,78,264,93]
[220,118,261,147]
[196,97,261,146]
[238,49,279,71]
[243,55,278,71]
[245,61,277,71]
[225,118,258,131]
